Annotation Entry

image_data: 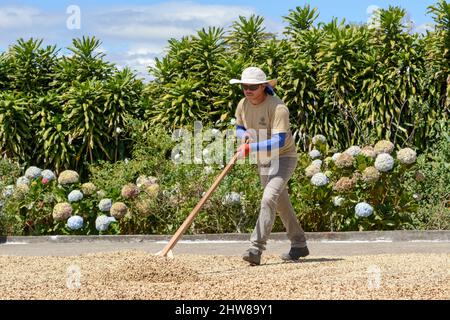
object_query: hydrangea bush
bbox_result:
[289,134,420,231]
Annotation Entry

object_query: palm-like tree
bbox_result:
[54,36,113,91]
[226,15,273,64]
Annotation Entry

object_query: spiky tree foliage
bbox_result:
[32,92,73,172]
[4,38,58,94]
[283,4,319,36]
[62,79,110,170]
[315,21,370,147]
[0,92,31,159]
[53,36,113,91]
[357,7,427,148]
[146,27,227,128]
[0,53,11,90]
[426,0,450,128]
[150,37,193,85]
[104,67,143,161]
[279,6,323,149]
[226,15,273,64]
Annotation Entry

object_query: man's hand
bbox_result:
[237,143,251,159]
[241,131,251,143]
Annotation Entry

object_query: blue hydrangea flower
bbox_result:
[98,199,112,212]
[95,215,116,231]
[355,202,374,217]
[309,149,321,159]
[41,169,56,181]
[16,176,30,186]
[67,215,84,230]
[311,173,329,187]
[374,153,394,172]
[68,190,83,203]
[25,166,42,179]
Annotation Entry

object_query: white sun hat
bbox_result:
[229,67,277,87]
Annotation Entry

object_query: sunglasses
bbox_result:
[241,84,261,91]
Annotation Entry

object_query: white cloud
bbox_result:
[0,5,62,30]
[0,6,40,28]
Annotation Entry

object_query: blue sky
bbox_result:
[0,0,439,79]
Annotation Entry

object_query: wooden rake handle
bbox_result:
[158,151,240,257]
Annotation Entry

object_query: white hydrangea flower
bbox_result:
[98,199,112,212]
[312,134,326,145]
[211,129,220,136]
[345,146,361,157]
[311,159,322,168]
[333,196,345,207]
[311,173,329,187]
[2,185,14,198]
[355,202,374,217]
[229,118,236,125]
[397,148,417,165]
[16,176,30,186]
[25,166,42,179]
[68,190,83,203]
[309,149,321,159]
[374,153,394,172]
[331,153,342,162]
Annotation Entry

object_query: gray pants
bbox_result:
[250,156,307,251]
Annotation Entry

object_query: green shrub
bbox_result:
[406,131,450,229]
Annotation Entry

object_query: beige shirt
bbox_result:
[235,95,297,160]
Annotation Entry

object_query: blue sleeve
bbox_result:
[236,125,247,139]
[249,133,286,152]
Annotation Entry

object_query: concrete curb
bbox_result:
[1,230,449,243]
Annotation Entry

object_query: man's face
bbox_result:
[241,83,265,100]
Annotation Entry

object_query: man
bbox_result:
[230,67,309,266]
